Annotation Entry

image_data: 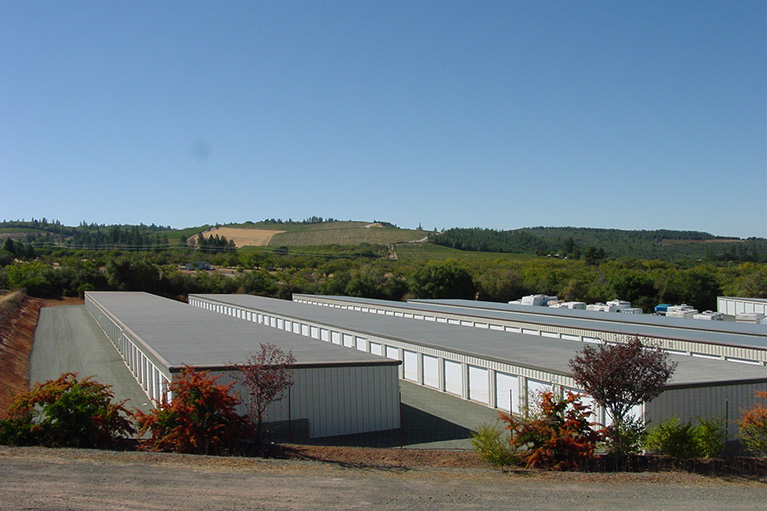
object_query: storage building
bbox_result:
[190,294,767,440]
[85,291,400,438]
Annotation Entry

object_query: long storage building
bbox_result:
[190,293,767,440]
[85,291,401,438]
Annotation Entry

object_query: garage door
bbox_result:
[422,355,439,389]
[468,366,489,405]
[527,379,552,410]
[403,350,418,382]
[444,360,462,396]
[495,372,518,413]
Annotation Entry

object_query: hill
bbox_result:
[432,227,767,262]
[199,221,430,248]
[1,219,765,263]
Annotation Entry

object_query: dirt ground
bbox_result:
[196,227,284,247]
[0,295,83,413]
[2,445,767,511]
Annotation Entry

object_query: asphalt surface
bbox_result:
[30,305,154,414]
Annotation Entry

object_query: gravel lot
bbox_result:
[2,446,767,511]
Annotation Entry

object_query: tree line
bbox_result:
[2,239,766,313]
[433,227,767,262]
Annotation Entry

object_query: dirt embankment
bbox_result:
[0,295,83,414]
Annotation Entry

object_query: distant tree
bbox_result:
[609,272,657,311]
[408,261,475,299]
[105,256,160,291]
[568,337,677,454]
[583,246,606,265]
[3,238,15,256]
[229,344,296,444]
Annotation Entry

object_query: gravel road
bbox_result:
[2,446,766,511]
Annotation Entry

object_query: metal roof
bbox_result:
[192,294,767,388]
[294,295,767,350]
[86,292,398,370]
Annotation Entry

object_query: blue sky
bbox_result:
[3,1,765,237]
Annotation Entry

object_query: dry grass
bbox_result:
[197,227,285,247]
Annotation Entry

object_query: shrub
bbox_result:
[693,417,727,458]
[645,417,696,458]
[606,414,646,456]
[738,391,767,456]
[135,366,253,455]
[0,373,134,448]
[499,391,606,471]
[471,422,517,467]
[644,416,726,459]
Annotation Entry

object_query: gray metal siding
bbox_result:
[646,381,767,439]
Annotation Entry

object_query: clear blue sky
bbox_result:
[3,1,765,237]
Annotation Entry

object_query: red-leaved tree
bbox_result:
[499,391,606,470]
[568,336,677,453]
[229,343,296,443]
[739,391,767,456]
[135,366,253,455]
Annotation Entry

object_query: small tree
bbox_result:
[739,391,767,456]
[0,373,134,448]
[135,366,252,455]
[498,391,606,471]
[229,343,296,443]
[568,337,677,453]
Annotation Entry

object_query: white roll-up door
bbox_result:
[331,331,341,345]
[370,342,382,356]
[564,387,598,423]
[343,334,354,347]
[444,360,462,396]
[422,355,439,389]
[385,346,399,360]
[496,372,518,413]
[320,329,329,342]
[468,365,489,404]
[403,350,418,382]
[355,336,366,351]
[527,379,553,410]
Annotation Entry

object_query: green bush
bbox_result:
[471,422,516,467]
[693,417,727,458]
[607,414,647,456]
[0,373,135,448]
[644,416,726,459]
